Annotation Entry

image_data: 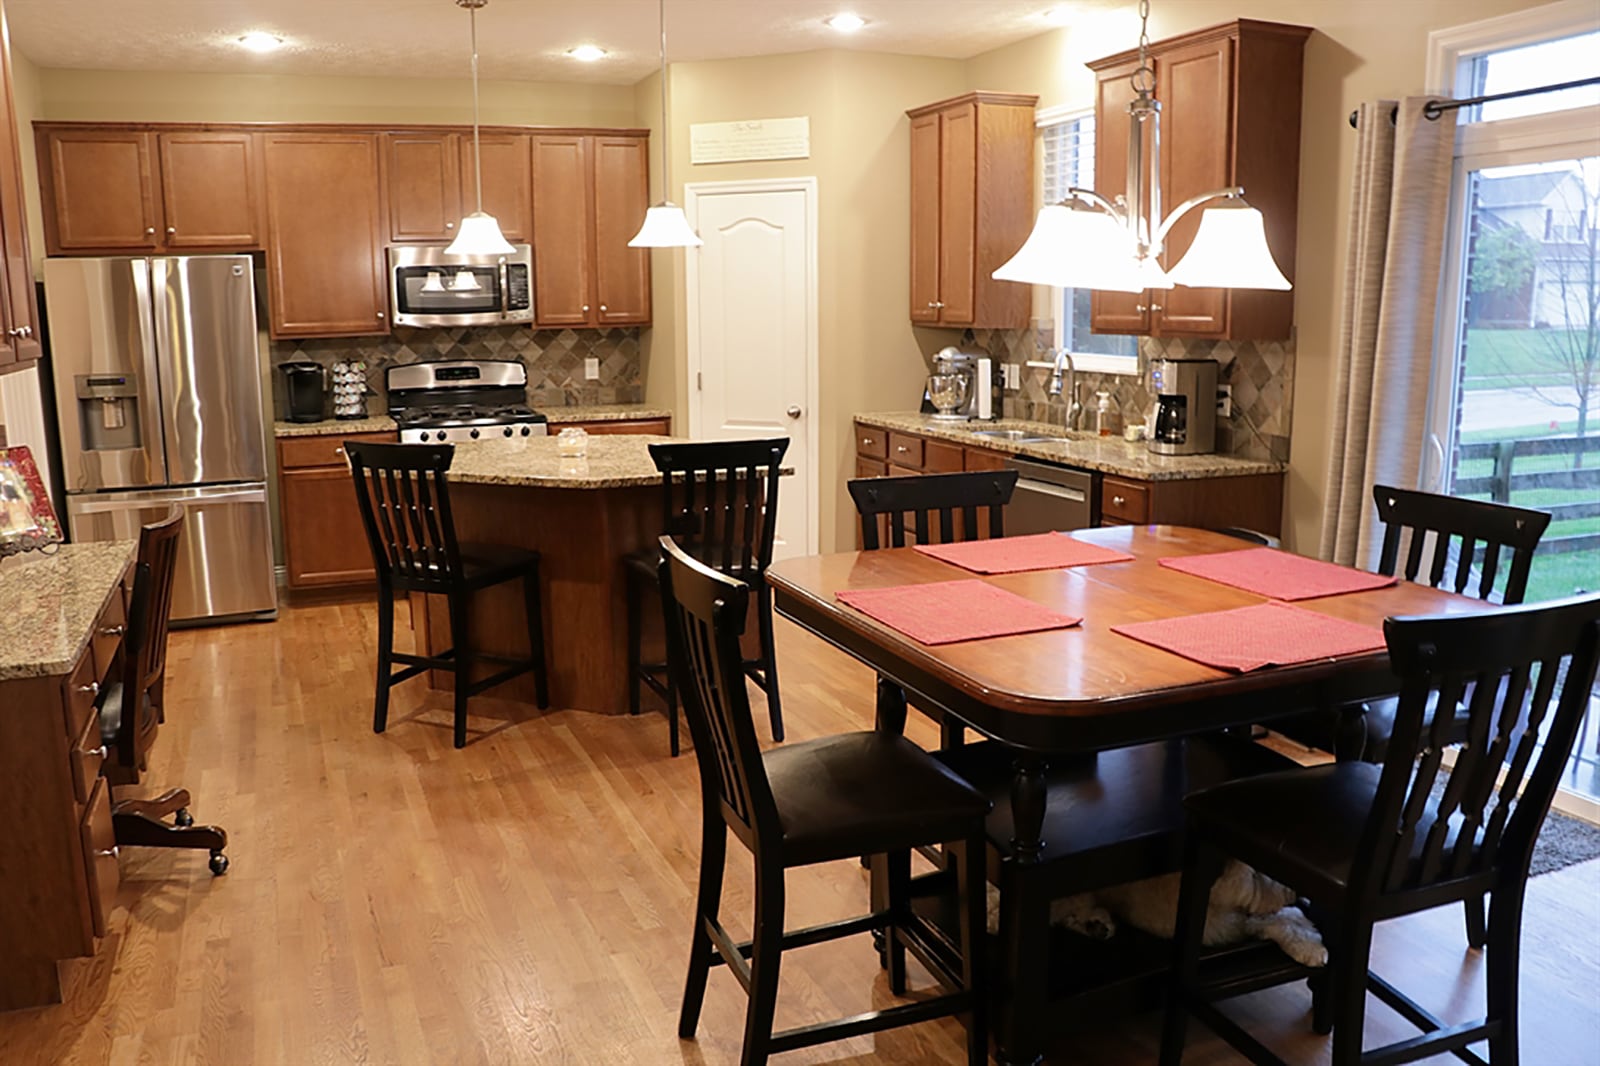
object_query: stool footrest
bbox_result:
[767,993,975,1055]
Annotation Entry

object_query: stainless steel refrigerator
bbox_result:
[44,255,277,623]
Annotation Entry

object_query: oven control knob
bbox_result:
[520,426,531,437]
[503,426,514,437]
[435,430,448,442]
[470,428,480,439]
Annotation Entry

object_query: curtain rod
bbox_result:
[1347,75,1600,128]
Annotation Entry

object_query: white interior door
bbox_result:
[686,179,818,559]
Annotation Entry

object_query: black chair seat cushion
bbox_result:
[764,732,990,867]
[1273,695,1473,762]
[1184,762,1474,899]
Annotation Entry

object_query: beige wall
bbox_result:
[8,46,42,275]
[966,0,1545,554]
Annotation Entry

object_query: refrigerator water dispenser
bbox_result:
[74,374,143,451]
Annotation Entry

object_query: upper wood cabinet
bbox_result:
[1088,20,1311,341]
[37,126,263,254]
[905,92,1036,329]
[464,133,531,243]
[262,132,389,339]
[530,132,650,328]
[385,131,531,244]
[0,0,40,374]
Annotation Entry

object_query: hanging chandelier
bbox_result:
[629,0,703,248]
[445,0,517,257]
[993,0,1289,294]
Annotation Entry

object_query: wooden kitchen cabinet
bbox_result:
[277,430,397,588]
[37,126,263,254]
[262,132,389,340]
[463,133,531,243]
[905,92,1036,329]
[0,0,40,373]
[530,133,650,328]
[385,131,461,242]
[562,416,671,436]
[1088,20,1310,341]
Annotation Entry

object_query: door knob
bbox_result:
[786,405,802,418]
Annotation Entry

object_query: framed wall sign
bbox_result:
[0,445,62,558]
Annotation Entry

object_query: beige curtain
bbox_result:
[1320,97,1459,567]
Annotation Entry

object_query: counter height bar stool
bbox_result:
[347,441,549,749]
[661,536,991,1066]
[626,437,789,756]
[1162,593,1600,1066]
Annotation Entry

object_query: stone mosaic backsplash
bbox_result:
[919,326,1294,463]
[269,324,642,419]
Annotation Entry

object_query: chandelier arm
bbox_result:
[1150,186,1245,251]
[1062,186,1124,218]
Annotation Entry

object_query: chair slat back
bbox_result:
[115,507,183,767]
[1372,485,1550,604]
[658,536,779,849]
[346,442,463,588]
[847,470,1019,550]
[648,438,789,578]
[1357,594,1600,898]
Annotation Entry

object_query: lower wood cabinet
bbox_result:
[278,431,396,589]
[558,417,670,436]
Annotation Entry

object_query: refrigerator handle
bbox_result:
[68,485,268,513]
[135,259,171,485]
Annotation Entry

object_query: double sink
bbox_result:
[963,427,1080,446]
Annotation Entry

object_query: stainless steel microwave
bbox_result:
[387,244,534,327]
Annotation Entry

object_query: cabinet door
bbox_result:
[935,104,977,325]
[385,131,460,242]
[39,128,160,252]
[280,467,377,587]
[263,133,389,339]
[0,25,38,369]
[158,131,262,249]
[530,134,594,327]
[568,417,670,436]
[1155,36,1233,336]
[908,112,941,324]
[1090,64,1150,335]
[463,133,531,243]
[591,137,651,325]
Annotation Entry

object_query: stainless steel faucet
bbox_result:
[1048,349,1082,431]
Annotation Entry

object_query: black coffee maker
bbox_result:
[278,362,327,423]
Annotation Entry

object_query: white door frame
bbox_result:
[684,176,820,555]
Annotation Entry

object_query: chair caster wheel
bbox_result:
[175,808,194,827]
[209,852,229,876]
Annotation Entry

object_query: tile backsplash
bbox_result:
[269,325,642,419]
[919,326,1295,463]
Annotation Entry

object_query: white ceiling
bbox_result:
[5,1,1114,86]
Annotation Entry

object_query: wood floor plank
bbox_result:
[0,598,1595,1065]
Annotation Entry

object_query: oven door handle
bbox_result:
[499,259,510,319]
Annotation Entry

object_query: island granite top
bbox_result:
[0,540,136,682]
[444,434,675,489]
[273,404,674,438]
[854,412,1287,482]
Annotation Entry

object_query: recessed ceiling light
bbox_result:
[824,13,868,33]
[236,32,284,53]
[567,44,608,62]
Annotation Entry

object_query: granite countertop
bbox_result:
[854,412,1287,482]
[273,404,673,438]
[0,540,136,681]
[446,434,675,489]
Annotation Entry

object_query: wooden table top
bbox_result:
[767,525,1491,752]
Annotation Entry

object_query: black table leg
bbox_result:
[1009,755,1048,864]
[1334,701,1368,762]
[994,858,1051,1066]
[875,675,908,736]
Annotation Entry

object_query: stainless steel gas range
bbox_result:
[387,360,549,444]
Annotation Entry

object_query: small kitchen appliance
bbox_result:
[1148,356,1218,456]
[388,244,534,328]
[278,361,328,423]
[922,347,999,421]
[387,360,550,444]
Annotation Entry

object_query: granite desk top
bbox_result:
[0,540,136,681]
[854,412,1287,482]
[273,404,674,438]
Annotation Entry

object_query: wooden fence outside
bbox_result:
[1456,434,1600,554]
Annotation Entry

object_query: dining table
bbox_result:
[765,523,1490,1065]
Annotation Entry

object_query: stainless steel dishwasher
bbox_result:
[1004,456,1096,533]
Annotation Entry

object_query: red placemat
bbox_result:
[914,532,1135,574]
[1111,601,1387,672]
[1158,546,1397,600]
[836,579,1082,646]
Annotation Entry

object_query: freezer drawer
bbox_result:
[67,485,277,623]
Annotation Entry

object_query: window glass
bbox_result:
[1460,30,1600,122]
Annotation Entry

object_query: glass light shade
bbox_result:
[1165,202,1291,290]
[629,203,704,248]
[444,212,517,257]
[448,269,482,292]
[420,271,446,293]
[993,204,1155,294]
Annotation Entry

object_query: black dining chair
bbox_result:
[660,536,991,1066]
[625,437,788,756]
[1161,592,1600,1066]
[346,441,549,749]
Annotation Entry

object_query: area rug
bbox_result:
[1428,774,1600,877]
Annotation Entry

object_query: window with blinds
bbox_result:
[1040,112,1137,370]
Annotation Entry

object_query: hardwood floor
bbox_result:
[1,597,1597,1065]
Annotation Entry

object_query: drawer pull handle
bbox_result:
[896,445,909,453]
[1112,495,1126,506]
[77,681,100,696]
[96,846,120,860]
[99,624,125,637]
[335,447,345,458]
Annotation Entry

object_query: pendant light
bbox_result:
[629,0,703,248]
[993,0,1289,292]
[445,0,517,257]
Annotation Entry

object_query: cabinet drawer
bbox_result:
[90,584,127,680]
[855,457,888,479]
[278,431,396,471]
[61,648,100,742]
[855,424,888,460]
[887,432,924,469]
[572,418,671,436]
[924,439,964,473]
[80,778,119,940]
[70,707,107,805]
[1101,477,1149,524]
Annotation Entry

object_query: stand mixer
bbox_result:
[922,347,997,421]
